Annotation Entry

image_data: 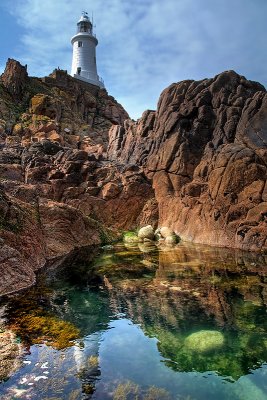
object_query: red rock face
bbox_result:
[108,71,267,251]
[0,59,28,97]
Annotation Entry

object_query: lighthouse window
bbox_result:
[78,41,83,47]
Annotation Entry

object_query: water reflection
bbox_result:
[97,243,267,381]
[1,242,267,399]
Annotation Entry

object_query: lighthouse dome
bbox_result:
[78,14,90,23]
[77,12,92,33]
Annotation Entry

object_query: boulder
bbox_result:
[165,235,177,245]
[138,225,155,241]
[160,227,175,238]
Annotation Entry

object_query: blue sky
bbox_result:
[0,0,266,119]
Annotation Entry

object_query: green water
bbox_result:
[1,242,267,399]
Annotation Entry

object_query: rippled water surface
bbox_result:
[1,242,267,399]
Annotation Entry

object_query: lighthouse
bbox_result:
[71,12,104,88]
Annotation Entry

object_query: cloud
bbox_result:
[2,0,267,119]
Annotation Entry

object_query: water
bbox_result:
[1,242,267,399]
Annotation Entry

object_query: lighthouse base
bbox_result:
[73,74,105,89]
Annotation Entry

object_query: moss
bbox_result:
[123,231,139,243]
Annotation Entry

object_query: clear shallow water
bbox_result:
[1,242,267,399]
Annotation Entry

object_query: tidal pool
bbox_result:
[1,242,267,399]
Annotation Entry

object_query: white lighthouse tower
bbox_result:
[71,12,104,88]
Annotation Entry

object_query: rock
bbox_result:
[0,188,46,295]
[0,58,28,97]
[184,330,224,353]
[0,164,23,181]
[12,123,24,135]
[160,227,174,238]
[47,130,64,145]
[165,235,177,245]
[39,200,101,258]
[36,122,58,133]
[101,182,122,200]
[2,60,267,296]
[138,225,155,241]
[108,70,267,251]
[30,94,59,119]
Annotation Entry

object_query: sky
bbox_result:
[0,0,266,120]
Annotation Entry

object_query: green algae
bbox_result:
[123,230,140,243]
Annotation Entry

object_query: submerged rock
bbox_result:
[184,330,224,353]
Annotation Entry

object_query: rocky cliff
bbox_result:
[0,59,267,294]
[0,58,129,154]
[0,59,155,295]
[108,70,267,251]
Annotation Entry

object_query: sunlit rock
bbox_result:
[138,225,154,241]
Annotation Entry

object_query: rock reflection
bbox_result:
[98,242,267,380]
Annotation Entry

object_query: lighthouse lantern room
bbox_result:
[71,12,104,88]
